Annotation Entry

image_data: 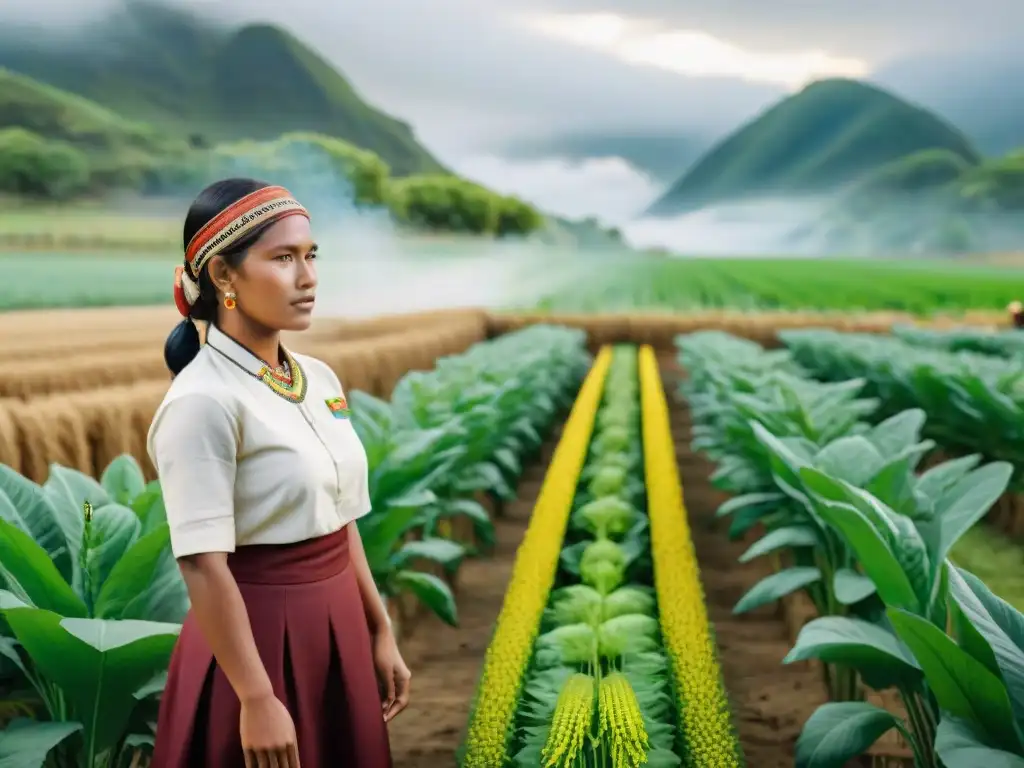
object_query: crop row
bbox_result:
[461,344,741,767]
[0,319,489,481]
[678,329,1024,767]
[0,323,590,768]
[1,307,490,361]
[5,306,1009,384]
[532,258,1024,315]
[891,323,1024,359]
[780,328,1024,490]
[0,310,491,400]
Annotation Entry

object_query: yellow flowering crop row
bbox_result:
[637,345,744,767]
[461,346,613,768]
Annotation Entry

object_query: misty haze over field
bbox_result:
[0,0,1019,256]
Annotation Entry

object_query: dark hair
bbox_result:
[164,177,276,375]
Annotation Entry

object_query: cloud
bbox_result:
[521,0,1022,59]
[521,12,868,90]
[0,0,785,153]
[452,154,661,226]
[2,0,1015,225]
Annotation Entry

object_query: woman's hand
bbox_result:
[240,693,301,767]
[373,628,412,722]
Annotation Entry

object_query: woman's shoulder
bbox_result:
[157,347,238,416]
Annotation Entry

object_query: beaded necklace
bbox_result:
[208,341,308,404]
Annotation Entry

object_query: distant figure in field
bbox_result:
[1009,301,1024,329]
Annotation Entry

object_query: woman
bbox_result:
[149,178,409,768]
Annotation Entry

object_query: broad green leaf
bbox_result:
[492,447,521,479]
[888,608,1022,753]
[1,605,180,757]
[83,504,141,605]
[0,718,83,768]
[0,520,87,617]
[42,465,108,562]
[784,615,921,690]
[750,421,810,492]
[390,538,466,572]
[738,525,818,563]
[391,570,458,626]
[559,540,586,576]
[0,466,72,584]
[715,492,784,519]
[923,462,1012,572]
[435,497,495,548]
[833,568,876,605]
[916,455,982,507]
[812,436,886,487]
[359,503,427,571]
[133,670,168,700]
[865,409,926,458]
[935,716,1024,768]
[733,567,821,615]
[795,701,901,768]
[130,481,167,536]
[727,503,772,541]
[864,454,919,516]
[948,566,1024,723]
[100,455,147,507]
[93,524,188,623]
[800,473,920,613]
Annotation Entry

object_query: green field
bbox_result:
[534,256,1024,314]
[8,249,1024,314]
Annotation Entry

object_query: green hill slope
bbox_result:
[0,2,443,175]
[645,78,981,216]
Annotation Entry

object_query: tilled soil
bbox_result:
[390,356,841,768]
[661,357,833,768]
[386,438,554,767]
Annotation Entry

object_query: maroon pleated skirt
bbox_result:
[151,527,392,767]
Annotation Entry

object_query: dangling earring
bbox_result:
[224,291,237,310]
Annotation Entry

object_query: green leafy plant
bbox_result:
[679,327,1024,767]
[350,325,590,627]
[0,454,186,768]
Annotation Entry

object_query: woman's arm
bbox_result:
[347,520,412,721]
[346,521,390,636]
[178,553,274,703]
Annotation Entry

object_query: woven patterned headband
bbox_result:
[173,185,310,317]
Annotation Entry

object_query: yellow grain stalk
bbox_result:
[598,672,650,768]
[461,346,612,767]
[637,345,743,767]
[541,672,595,767]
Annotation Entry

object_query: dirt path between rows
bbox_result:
[660,356,831,768]
[386,435,555,767]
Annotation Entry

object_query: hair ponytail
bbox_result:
[164,318,202,376]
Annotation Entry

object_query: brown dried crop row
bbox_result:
[1,310,489,400]
[2,305,183,334]
[3,307,486,359]
[488,310,1009,350]
[0,315,488,482]
[5,317,343,361]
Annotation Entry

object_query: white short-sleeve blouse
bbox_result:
[147,324,372,559]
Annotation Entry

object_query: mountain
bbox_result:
[645,78,981,217]
[502,132,712,183]
[874,45,1024,156]
[0,2,443,176]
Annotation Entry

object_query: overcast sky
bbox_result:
[4,0,1015,222]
